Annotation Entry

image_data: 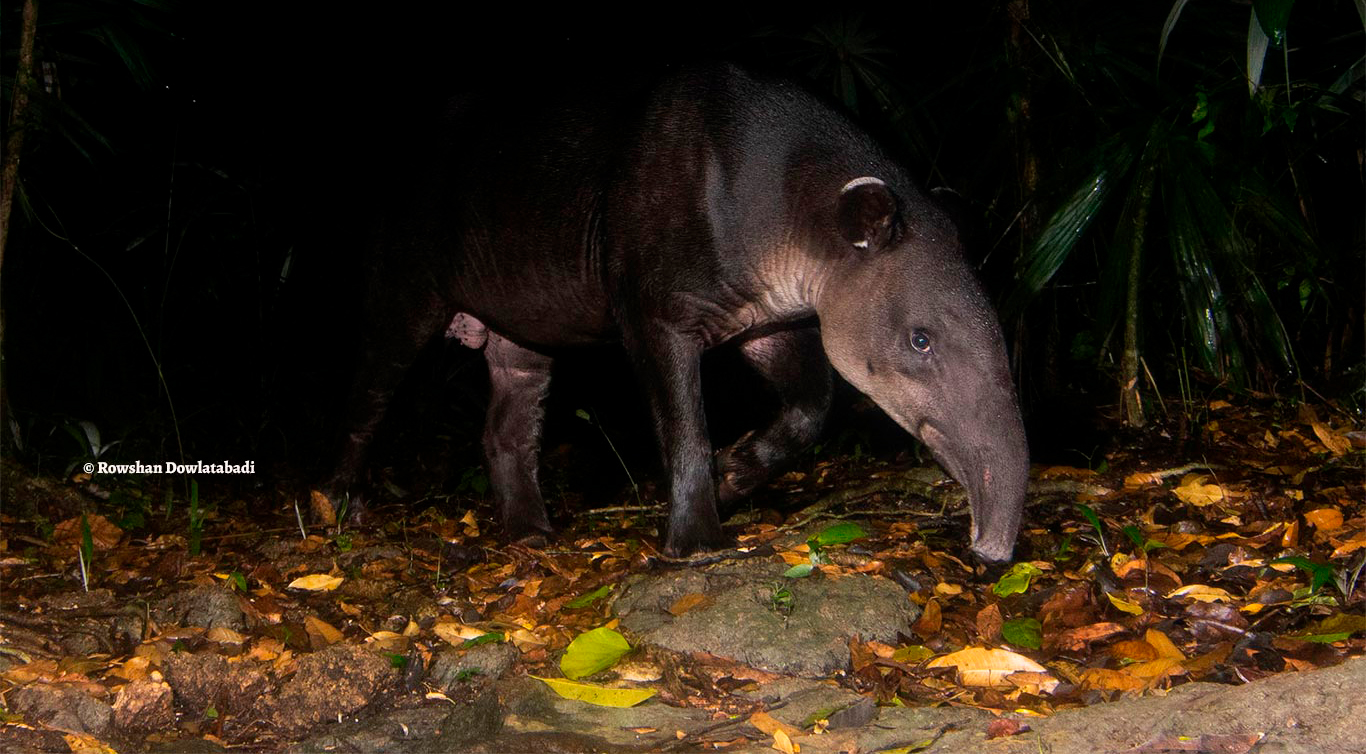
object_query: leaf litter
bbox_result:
[0,395,1361,751]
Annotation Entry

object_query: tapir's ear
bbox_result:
[836,176,899,252]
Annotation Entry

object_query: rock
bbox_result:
[264,644,399,734]
[153,585,246,632]
[427,642,518,692]
[614,560,919,677]
[112,674,175,732]
[8,683,113,736]
[163,651,269,717]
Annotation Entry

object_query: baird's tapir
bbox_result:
[323,63,1029,563]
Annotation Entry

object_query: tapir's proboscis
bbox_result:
[324,64,1029,564]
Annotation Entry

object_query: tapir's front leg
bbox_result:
[630,326,731,557]
[717,327,832,504]
[482,331,556,544]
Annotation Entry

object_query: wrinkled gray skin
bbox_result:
[326,64,1028,563]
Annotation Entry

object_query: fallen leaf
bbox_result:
[1078,667,1146,692]
[749,710,803,739]
[560,626,631,680]
[1172,476,1225,506]
[1106,592,1145,615]
[1303,508,1344,531]
[1310,421,1352,456]
[288,573,344,592]
[926,647,1053,690]
[532,676,655,707]
[304,615,343,648]
[771,728,798,754]
[1165,584,1234,603]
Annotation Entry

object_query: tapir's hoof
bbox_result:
[505,521,556,550]
[661,528,737,559]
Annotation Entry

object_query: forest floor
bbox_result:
[0,395,1363,752]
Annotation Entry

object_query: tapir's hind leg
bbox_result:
[482,331,556,543]
[717,326,832,505]
[324,289,452,513]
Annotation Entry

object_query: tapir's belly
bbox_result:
[445,236,618,349]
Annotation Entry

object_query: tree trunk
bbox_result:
[1120,163,1155,428]
[1,0,41,449]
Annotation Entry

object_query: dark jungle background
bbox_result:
[1,1,1361,512]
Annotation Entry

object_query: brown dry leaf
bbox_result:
[1110,639,1159,662]
[248,637,285,662]
[53,514,124,551]
[1304,508,1344,531]
[1280,519,1300,548]
[1054,622,1127,652]
[304,615,344,648]
[1125,657,1186,686]
[1310,421,1352,456]
[308,489,338,526]
[669,592,715,614]
[975,603,1003,644]
[925,647,1054,690]
[508,627,549,651]
[1331,532,1366,558]
[986,718,1031,739]
[206,626,249,646]
[1039,466,1097,479]
[1078,667,1146,692]
[1124,471,1165,488]
[913,599,942,638]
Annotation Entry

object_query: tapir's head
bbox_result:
[812,176,1028,564]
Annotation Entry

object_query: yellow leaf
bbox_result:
[288,573,344,592]
[933,582,963,597]
[63,733,118,754]
[1164,584,1234,603]
[532,676,656,707]
[1304,508,1344,531]
[432,619,491,646]
[925,647,1052,689]
[1124,471,1164,487]
[772,728,799,754]
[1144,629,1185,660]
[1172,477,1225,506]
[1106,592,1145,615]
[1078,667,1146,692]
[750,710,803,739]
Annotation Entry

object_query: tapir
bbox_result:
[324,63,1029,563]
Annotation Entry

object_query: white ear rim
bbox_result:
[841,176,886,193]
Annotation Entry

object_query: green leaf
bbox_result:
[1076,504,1103,538]
[784,563,815,579]
[458,632,504,650]
[1272,556,1336,593]
[228,571,248,592]
[575,409,591,422]
[810,522,867,548]
[1004,137,1135,319]
[566,585,613,609]
[992,563,1043,597]
[533,676,656,707]
[1002,618,1043,649]
[559,627,631,680]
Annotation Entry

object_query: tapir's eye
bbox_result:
[910,330,932,353]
